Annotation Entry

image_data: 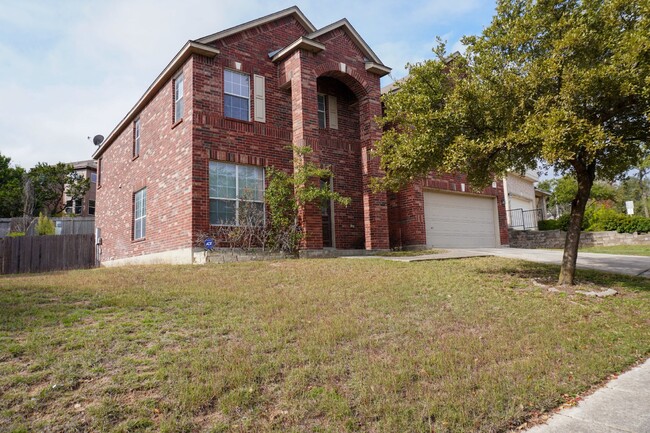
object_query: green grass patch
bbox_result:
[579,245,650,256]
[1,258,648,432]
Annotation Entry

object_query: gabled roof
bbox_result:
[196,6,316,44]
[270,17,391,77]
[307,19,383,66]
[269,37,326,62]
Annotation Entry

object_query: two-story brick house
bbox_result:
[93,6,508,266]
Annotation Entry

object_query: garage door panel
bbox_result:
[424,191,498,248]
[510,197,533,211]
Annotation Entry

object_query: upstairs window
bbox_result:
[133,118,141,157]
[134,188,147,240]
[89,200,96,215]
[224,70,250,121]
[209,161,264,226]
[174,73,184,123]
[90,172,97,183]
[317,94,327,128]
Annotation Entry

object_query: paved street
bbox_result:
[385,248,650,278]
[465,248,650,278]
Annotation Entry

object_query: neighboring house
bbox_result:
[503,170,542,230]
[93,7,508,266]
[63,160,97,217]
[535,188,550,220]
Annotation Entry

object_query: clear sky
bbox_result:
[0,0,497,170]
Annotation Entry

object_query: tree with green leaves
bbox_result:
[0,154,25,218]
[538,176,617,218]
[28,162,90,216]
[266,146,351,253]
[377,0,649,285]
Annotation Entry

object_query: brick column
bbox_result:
[359,95,389,250]
[287,51,323,249]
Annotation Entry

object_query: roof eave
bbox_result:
[271,37,326,63]
[196,6,316,44]
[365,62,391,77]
[308,18,386,67]
[93,41,220,160]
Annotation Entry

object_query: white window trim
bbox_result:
[134,118,141,157]
[174,72,184,123]
[209,162,265,226]
[224,69,250,121]
[134,188,147,240]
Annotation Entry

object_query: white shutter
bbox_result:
[328,95,338,129]
[253,74,266,123]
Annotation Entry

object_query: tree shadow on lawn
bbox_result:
[477,259,650,293]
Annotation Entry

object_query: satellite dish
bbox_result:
[93,135,105,146]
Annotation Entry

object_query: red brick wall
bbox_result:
[96,59,194,261]
[193,17,388,250]
[387,172,509,249]
[97,14,393,261]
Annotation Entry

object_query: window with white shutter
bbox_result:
[253,74,266,123]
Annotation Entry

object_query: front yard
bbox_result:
[1,257,648,432]
[580,245,650,256]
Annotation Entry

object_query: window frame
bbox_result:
[133,188,147,240]
[317,93,327,129]
[133,118,141,157]
[174,72,184,123]
[209,161,265,226]
[224,69,251,122]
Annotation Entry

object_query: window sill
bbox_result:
[132,237,146,243]
[209,224,265,228]
[223,116,253,125]
[171,118,183,129]
[132,155,139,162]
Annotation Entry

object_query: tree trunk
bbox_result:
[558,163,595,286]
[639,168,649,218]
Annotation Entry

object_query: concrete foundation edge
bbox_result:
[101,247,202,267]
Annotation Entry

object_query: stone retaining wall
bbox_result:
[508,229,650,249]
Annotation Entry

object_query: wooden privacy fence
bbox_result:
[0,234,96,274]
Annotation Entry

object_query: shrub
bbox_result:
[586,206,622,231]
[538,219,561,231]
[35,212,55,235]
[539,206,650,234]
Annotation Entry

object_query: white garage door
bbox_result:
[510,197,533,212]
[424,191,499,248]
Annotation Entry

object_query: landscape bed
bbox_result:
[1,257,648,432]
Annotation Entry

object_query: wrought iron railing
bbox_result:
[507,208,544,230]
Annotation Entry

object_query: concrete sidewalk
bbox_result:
[523,359,650,433]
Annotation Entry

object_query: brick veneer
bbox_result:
[96,12,391,263]
[96,9,509,263]
[387,172,509,249]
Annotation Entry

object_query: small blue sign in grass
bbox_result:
[204,238,216,251]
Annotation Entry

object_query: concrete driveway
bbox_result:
[463,248,650,278]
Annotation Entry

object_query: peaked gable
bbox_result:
[308,19,384,66]
[196,6,316,45]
